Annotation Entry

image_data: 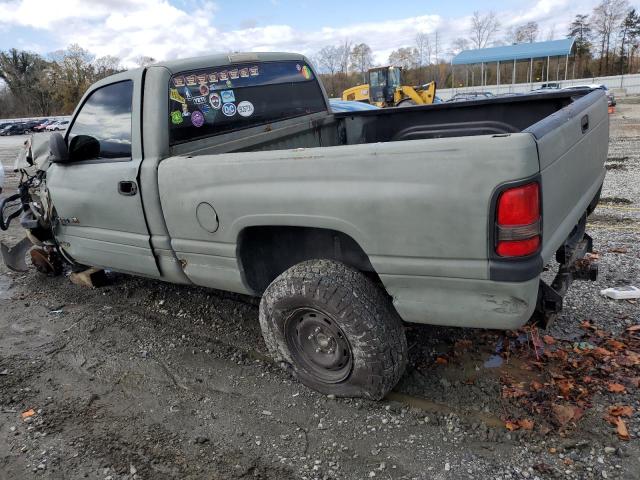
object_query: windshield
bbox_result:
[388,68,401,88]
[169,60,326,145]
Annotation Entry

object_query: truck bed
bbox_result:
[170,89,593,156]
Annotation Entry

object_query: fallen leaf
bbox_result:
[505,421,519,431]
[435,356,448,365]
[21,409,35,419]
[518,419,535,430]
[592,347,614,358]
[615,417,630,440]
[552,404,578,426]
[626,325,640,332]
[530,380,544,391]
[608,405,633,417]
[543,335,556,345]
[557,379,574,399]
[608,382,626,393]
[548,447,557,454]
[607,339,626,350]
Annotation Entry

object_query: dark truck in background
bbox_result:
[2,52,607,399]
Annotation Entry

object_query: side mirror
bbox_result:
[48,133,69,164]
[68,135,100,162]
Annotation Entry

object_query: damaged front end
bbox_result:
[0,134,62,274]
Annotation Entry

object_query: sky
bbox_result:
[0,0,603,68]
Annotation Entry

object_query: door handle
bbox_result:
[581,115,589,134]
[118,181,138,196]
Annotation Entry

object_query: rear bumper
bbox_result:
[381,273,540,329]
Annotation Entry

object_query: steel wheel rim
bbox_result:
[284,308,353,384]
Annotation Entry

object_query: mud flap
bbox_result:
[1,236,33,272]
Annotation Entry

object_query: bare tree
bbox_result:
[415,32,431,67]
[316,45,342,75]
[450,37,471,55]
[350,43,373,81]
[469,11,500,49]
[592,0,629,74]
[388,47,418,70]
[93,55,122,80]
[505,22,539,44]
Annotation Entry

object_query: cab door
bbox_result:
[45,73,160,277]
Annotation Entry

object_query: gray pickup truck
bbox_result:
[1,52,607,399]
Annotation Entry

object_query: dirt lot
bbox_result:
[0,104,639,480]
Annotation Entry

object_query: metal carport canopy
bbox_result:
[451,38,576,65]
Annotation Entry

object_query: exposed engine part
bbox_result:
[30,247,63,276]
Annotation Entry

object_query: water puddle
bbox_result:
[386,391,504,428]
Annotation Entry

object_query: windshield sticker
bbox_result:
[183,87,193,100]
[296,64,301,71]
[196,74,207,84]
[221,90,235,103]
[185,74,196,86]
[173,76,185,87]
[219,71,228,81]
[249,66,259,76]
[209,92,221,109]
[171,110,183,124]
[208,72,218,83]
[170,88,186,104]
[181,104,190,116]
[229,69,239,79]
[222,103,236,116]
[301,65,312,80]
[240,68,249,78]
[199,84,210,96]
[237,100,254,117]
[191,110,205,127]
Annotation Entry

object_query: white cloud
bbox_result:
[0,0,601,68]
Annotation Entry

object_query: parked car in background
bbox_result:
[23,120,41,132]
[0,123,28,135]
[0,122,14,130]
[46,120,70,131]
[32,119,52,132]
[564,84,616,107]
[447,91,495,102]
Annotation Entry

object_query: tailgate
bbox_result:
[524,90,608,263]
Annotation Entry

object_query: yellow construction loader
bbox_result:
[341,66,436,108]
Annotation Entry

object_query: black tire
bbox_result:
[259,259,407,399]
[396,99,417,107]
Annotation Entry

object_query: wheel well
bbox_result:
[237,226,378,294]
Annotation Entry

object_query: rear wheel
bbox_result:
[259,259,407,399]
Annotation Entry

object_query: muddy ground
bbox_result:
[0,103,639,480]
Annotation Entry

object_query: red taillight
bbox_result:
[496,182,541,257]
[497,183,539,225]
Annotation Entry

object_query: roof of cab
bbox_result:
[155,52,307,74]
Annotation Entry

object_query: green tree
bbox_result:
[0,48,52,116]
[568,14,593,76]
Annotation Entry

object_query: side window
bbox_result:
[68,80,133,161]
